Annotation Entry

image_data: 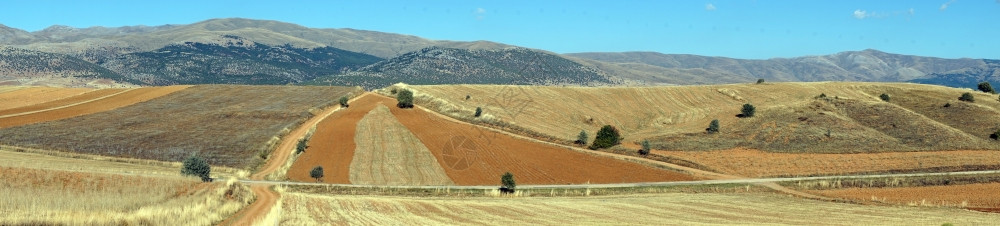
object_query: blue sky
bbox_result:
[1,0,997,59]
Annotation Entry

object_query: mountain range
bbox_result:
[0,18,997,89]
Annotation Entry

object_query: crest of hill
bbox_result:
[399,82,1000,153]
[567,49,996,86]
[308,47,622,89]
[96,35,382,86]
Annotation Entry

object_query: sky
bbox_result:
[1,0,997,59]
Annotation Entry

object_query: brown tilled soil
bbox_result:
[376,94,695,185]
[350,104,454,185]
[655,148,1000,177]
[0,88,127,117]
[0,87,92,111]
[287,94,384,184]
[810,183,1000,210]
[0,86,189,129]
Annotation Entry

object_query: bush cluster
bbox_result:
[589,125,622,149]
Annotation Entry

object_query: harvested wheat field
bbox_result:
[392,82,1000,153]
[656,148,1000,177]
[0,86,188,129]
[351,104,454,185]
[288,93,384,184]
[0,86,92,111]
[279,192,999,225]
[0,85,361,168]
[0,166,253,225]
[0,88,127,117]
[811,183,1000,211]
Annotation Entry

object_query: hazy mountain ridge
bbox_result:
[0,46,124,87]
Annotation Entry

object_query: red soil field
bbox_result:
[811,183,1000,210]
[0,87,92,111]
[287,94,383,184]
[377,94,695,185]
[0,88,127,117]
[0,86,189,129]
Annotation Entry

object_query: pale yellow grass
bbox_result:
[0,86,25,94]
[0,167,253,225]
[279,192,997,225]
[350,104,454,185]
[0,86,92,111]
[0,145,243,178]
[395,82,976,143]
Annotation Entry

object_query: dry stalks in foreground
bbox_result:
[0,167,253,225]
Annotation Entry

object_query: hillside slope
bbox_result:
[0,46,128,87]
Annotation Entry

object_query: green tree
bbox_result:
[339,96,349,108]
[575,130,589,145]
[740,103,756,118]
[879,93,890,102]
[959,92,975,102]
[991,129,1000,140]
[181,154,212,182]
[295,138,309,154]
[707,119,720,133]
[639,140,651,155]
[310,166,324,182]
[474,107,483,117]
[501,172,516,191]
[978,82,996,94]
[397,89,414,108]
[756,78,765,84]
[590,125,622,149]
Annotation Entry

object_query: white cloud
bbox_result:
[476,8,486,14]
[474,7,486,20]
[908,8,915,15]
[705,3,716,11]
[940,0,956,11]
[853,9,869,19]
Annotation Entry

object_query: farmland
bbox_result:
[350,104,454,185]
[0,86,189,128]
[0,88,126,117]
[0,87,91,111]
[810,183,1000,210]
[278,191,998,225]
[0,85,361,168]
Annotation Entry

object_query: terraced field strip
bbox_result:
[657,148,1000,177]
[279,192,999,225]
[367,94,695,185]
[0,86,189,129]
[0,88,129,117]
[351,104,454,185]
[0,87,92,111]
[288,93,382,184]
[810,183,1000,210]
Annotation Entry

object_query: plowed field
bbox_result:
[656,148,1000,177]
[0,86,188,128]
[288,93,384,183]
[0,87,92,111]
[0,88,127,117]
[350,104,454,185]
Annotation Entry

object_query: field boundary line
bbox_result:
[0,88,134,118]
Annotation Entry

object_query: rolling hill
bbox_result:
[306,47,622,89]
[0,46,128,87]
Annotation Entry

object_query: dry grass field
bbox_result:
[0,85,361,168]
[0,87,91,111]
[810,183,1000,210]
[0,166,253,225]
[0,86,189,128]
[395,82,1000,153]
[350,104,454,185]
[278,192,998,225]
[655,148,1000,177]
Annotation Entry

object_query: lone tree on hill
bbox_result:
[740,103,756,118]
[500,172,516,194]
[474,107,483,117]
[590,125,622,149]
[756,78,765,84]
[978,82,996,94]
[182,154,212,182]
[575,130,589,145]
[310,166,324,182]
[339,96,349,108]
[707,119,720,134]
[879,93,891,102]
[639,140,651,156]
[959,92,975,102]
[397,89,414,108]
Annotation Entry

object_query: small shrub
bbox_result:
[638,140,651,155]
[944,103,952,108]
[879,93,890,102]
[575,130,588,145]
[181,154,212,182]
[817,93,827,98]
[978,82,996,94]
[339,96,349,108]
[991,129,1000,140]
[474,107,482,117]
[310,166,324,182]
[465,94,471,100]
[706,119,720,133]
[740,103,756,118]
[501,172,516,193]
[959,92,975,102]
[397,89,414,108]
[295,138,309,154]
[756,78,764,84]
[589,125,622,149]
[390,88,398,95]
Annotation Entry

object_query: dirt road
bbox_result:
[217,185,277,226]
